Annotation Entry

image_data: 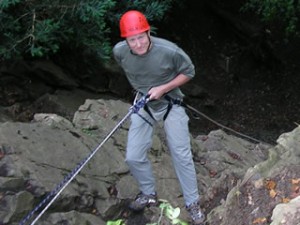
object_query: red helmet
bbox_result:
[119,10,150,38]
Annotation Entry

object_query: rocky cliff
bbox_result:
[1,96,299,225]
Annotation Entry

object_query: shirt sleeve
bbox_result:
[173,47,195,79]
[112,45,121,65]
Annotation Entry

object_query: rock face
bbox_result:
[0,98,299,225]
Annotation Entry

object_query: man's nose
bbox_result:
[135,39,141,47]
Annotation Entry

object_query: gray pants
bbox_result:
[125,104,199,206]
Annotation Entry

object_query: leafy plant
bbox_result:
[158,200,188,225]
[242,0,300,37]
[0,0,179,61]
[81,128,94,136]
[106,199,188,225]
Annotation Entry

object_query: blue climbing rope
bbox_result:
[19,95,149,225]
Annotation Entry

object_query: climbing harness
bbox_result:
[164,95,274,146]
[137,92,178,123]
[143,100,173,121]
[19,95,149,225]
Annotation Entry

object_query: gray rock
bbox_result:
[0,98,299,225]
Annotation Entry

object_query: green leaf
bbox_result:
[30,46,44,57]
[106,219,124,225]
[171,218,189,225]
[0,0,21,9]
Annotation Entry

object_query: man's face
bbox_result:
[126,31,150,55]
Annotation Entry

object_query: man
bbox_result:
[113,10,205,224]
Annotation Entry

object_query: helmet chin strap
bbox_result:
[146,31,152,52]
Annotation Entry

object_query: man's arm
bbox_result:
[147,74,191,100]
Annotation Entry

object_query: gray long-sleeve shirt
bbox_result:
[113,36,195,110]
